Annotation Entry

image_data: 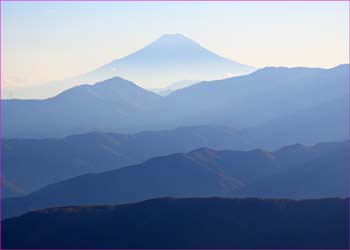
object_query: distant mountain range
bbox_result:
[162,64,348,130]
[2,126,249,197]
[2,197,348,249]
[5,34,256,99]
[3,140,347,219]
[3,64,349,146]
[3,31,348,250]
[242,95,348,149]
[3,77,162,138]
[151,79,200,96]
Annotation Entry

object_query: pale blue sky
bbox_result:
[2,1,349,88]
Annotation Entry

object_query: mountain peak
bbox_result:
[159,33,188,38]
[82,34,256,91]
[93,76,138,88]
[152,33,199,47]
[157,33,191,40]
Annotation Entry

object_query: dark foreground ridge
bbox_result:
[2,197,349,249]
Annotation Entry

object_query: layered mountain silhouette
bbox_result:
[238,144,349,198]
[3,77,162,138]
[161,64,349,129]
[6,34,255,99]
[3,140,347,219]
[2,197,348,249]
[3,29,348,250]
[2,126,249,197]
[242,95,348,149]
[3,64,348,144]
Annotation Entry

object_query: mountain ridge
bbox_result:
[3,140,348,219]
[2,125,250,197]
[2,197,348,249]
[3,64,348,141]
[4,34,256,99]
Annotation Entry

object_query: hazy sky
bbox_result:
[2,1,349,88]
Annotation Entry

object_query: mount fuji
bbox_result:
[8,34,256,99]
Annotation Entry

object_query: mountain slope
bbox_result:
[3,77,162,138]
[95,34,255,87]
[6,34,255,99]
[2,197,348,249]
[238,145,349,198]
[3,147,278,219]
[160,64,349,130]
[3,140,347,219]
[242,95,349,149]
[2,126,249,197]
[3,64,348,140]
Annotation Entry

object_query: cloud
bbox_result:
[224,72,238,78]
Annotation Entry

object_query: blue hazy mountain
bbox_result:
[2,126,250,197]
[3,140,347,219]
[3,77,162,138]
[238,145,349,198]
[3,64,348,143]
[161,64,349,129]
[241,95,348,149]
[95,34,256,87]
[2,197,348,249]
[7,34,256,99]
